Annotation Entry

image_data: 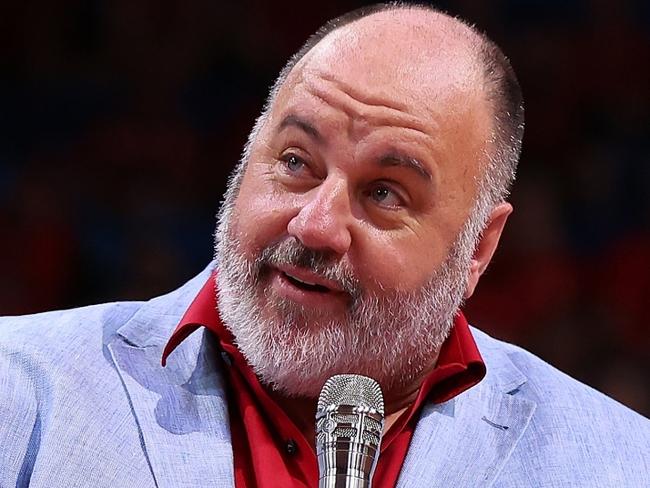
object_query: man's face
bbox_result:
[215,15,493,398]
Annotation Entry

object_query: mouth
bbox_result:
[275,263,344,292]
[270,265,347,311]
[282,272,332,293]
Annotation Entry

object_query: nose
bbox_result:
[287,177,353,255]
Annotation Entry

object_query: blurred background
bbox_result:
[0,0,648,415]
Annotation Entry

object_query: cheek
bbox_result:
[231,180,296,254]
[352,229,448,292]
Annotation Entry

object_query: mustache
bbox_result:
[256,237,360,296]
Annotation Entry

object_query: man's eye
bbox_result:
[276,152,320,188]
[281,154,306,173]
[368,184,404,208]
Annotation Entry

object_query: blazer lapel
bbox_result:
[107,264,235,488]
[397,342,536,487]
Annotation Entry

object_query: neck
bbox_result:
[270,351,440,450]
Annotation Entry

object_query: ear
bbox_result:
[464,202,512,299]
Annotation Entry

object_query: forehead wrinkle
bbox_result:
[317,70,408,112]
[303,71,438,141]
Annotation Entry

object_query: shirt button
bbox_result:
[220,351,232,367]
[285,439,298,456]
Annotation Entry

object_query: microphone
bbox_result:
[316,374,385,488]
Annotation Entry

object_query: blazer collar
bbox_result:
[113,261,217,349]
[106,261,234,487]
[397,331,536,487]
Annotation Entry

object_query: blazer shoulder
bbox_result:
[471,327,650,485]
[0,301,143,356]
[0,261,215,365]
[474,326,648,424]
[0,301,145,418]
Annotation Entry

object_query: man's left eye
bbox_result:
[368,184,404,208]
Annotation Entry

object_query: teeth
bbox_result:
[287,273,318,286]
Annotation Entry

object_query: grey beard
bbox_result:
[214,195,477,399]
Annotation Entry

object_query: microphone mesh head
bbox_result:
[317,374,384,415]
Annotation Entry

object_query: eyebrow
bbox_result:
[278,114,432,181]
[278,114,322,142]
[379,153,433,181]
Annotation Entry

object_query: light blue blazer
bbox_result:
[1,262,649,487]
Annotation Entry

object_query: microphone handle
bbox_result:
[320,474,371,488]
[317,407,383,488]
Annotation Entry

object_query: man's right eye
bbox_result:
[280,153,309,176]
[282,154,305,173]
[276,151,321,187]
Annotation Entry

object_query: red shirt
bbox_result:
[162,274,485,487]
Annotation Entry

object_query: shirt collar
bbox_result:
[161,273,220,366]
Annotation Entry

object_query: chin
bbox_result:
[241,322,428,400]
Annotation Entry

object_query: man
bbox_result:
[1,4,648,487]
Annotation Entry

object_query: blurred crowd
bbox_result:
[0,1,648,415]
